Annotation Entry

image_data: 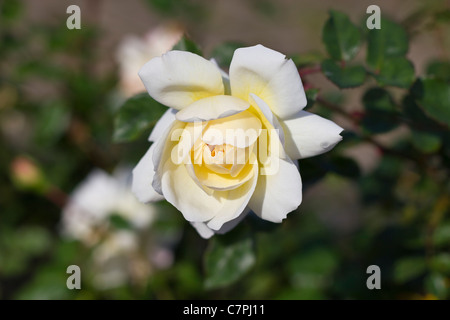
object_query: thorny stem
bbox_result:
[299,65,322,77]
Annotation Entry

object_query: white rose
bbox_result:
[61,168,156,245]
[116,23,183,97]
[132,44,343,238]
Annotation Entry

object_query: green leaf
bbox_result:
[321,59,366,88]
[288,247,338,276]
[290,52,324,68]
[430,253,450,275]
[426,60,450,81]
[211,42,245,68]
[15,227,52,256]
[432,223,450,247]
[34,101,70,147]
[109,214,133,230]
[113,93,168,143]
[361,88,400,134]
[425,273,448,299]
[411,131,442,154]
[305,88,320,110]
[434,9,450,24]
[393,256,426,284]
[371,57,415,88]
[1,0,23,21]
[402,94,441,131]
[412,78,450,127]
[172,36,202,56]
[285,247,338,299]
[328,155,361,179]
[367,18,409,69]
[363,88,396,112]
[204,227,256,290]
[322,10,362,61]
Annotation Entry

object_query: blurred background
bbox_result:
[1,0,449,299]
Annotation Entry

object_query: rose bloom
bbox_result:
[116,23,183,97]
[61,168,175,289]
[132,45,343,238]
[61,168,155,246]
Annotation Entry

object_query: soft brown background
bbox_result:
[24,0,448,73]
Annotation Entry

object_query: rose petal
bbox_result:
[281,111,344,160]
[139,50,224,110]
[248,93,285,145]
[210,58,231,95]
[149,108,177,142]
[151,120,187,194]
[191,221,215,239]
[202,110,261,148]
[229,44,307,119]
[248,154,302,223]
[191,208,250,239]
[161,154,258,230]
[176,95,249,122]
[192,158,255,191]
[132,144,165,203]
[206,162,258,230]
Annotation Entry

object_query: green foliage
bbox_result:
[366,19,414,88]
[211,42,245,69]
[328,155,361,179]
[412,78,450,127]
[321,59,366,88]
[145,0,205,20]
[33,101,70,147]
[113,93,168,143]
[0,0,23,22]
[305,88,320,110]
[411,131,442,154]
[290,52,324,68]
[204,226,256,289]
[393,256,426,284]
[371,57,415,88]
[322,10,362,61]
[426,61,450,81]
[172,36,203,56]
[361,88,400,133]
[425,273,448,299]
[366,19,409,69]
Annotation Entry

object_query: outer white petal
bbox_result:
[215,208,250,234]
[176,95,249,122]
[139,50,224,110]
[281,111,344,160]
[191,208,250,239]
[191,221,215,239]
[132,144,165,203]
[149,108,177,142]
[229,44,307,119]
[248,155,302,223]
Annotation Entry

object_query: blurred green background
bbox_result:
[1,0,449,299]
